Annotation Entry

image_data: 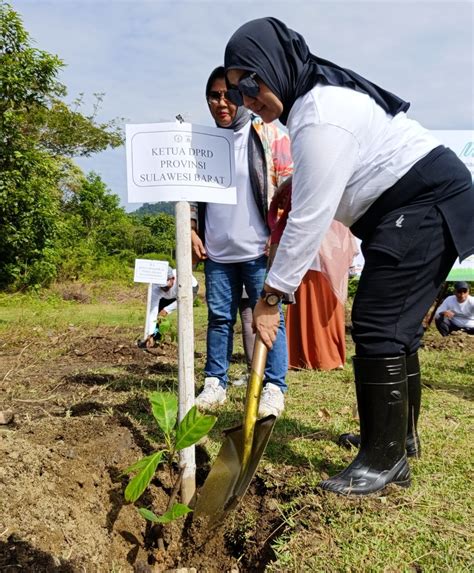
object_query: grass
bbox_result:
[0,285,145,331]
[1,279,473,572]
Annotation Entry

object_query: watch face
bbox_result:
[266,293,280,306]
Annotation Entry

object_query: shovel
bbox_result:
[193,179,292,526]
[192,334,276,525]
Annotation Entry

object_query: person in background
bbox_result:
[233,286,255,386]
[435,281,474,336]
[191,66,292,416]
[139,267,199,349]
[286,221,358,370]
[267,180,358,371]
[224,17,474,496]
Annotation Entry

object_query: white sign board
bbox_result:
[126,122,236,204]
[431,130,473,180]
[351,130,474,279]
[134,259,169,285]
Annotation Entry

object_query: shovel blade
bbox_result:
[193,414,276,526]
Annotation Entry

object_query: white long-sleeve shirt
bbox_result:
[266,85,440,294]
[435,295,474,329]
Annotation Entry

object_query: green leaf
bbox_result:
[158,503,193,523]
[121,452,162,476]
[175,406,216,451]
[138,503,192,524]
[159,318,171,334]
[137,507,161,523]
[124,451,164,503]
[149,391,178,435]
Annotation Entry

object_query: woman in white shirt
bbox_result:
[224,17,474,496]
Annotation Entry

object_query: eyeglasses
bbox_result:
[207,90,231,104]
[226,72,260,106]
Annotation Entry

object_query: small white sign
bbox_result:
[126,122,237,204]
[134,259,169,285]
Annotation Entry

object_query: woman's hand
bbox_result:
[273,175,292,207]
[252,298,280,349]
[191,229,207,264]
[263,236,271,256]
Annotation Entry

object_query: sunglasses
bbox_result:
[226,72,260,106]
[207,90,231,104]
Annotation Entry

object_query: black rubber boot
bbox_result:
[338,352,422,458]
[319,356,410,496]
[406,352,421,457]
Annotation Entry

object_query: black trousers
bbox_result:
[435,315,474,337]
[158,297,176,313]
[351,147,473,357]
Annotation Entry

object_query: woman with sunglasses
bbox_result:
[192,66,292,417]
[224,17,474,496]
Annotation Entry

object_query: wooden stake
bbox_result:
[175,200,196,504]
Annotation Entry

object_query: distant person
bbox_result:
[191,66,292,416]
[139,267,198,348]
[233,286,255,386]
[435,281,474,336]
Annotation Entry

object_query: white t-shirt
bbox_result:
[205,122,268,263]
[435,295,474,328]
[266,84,440,294]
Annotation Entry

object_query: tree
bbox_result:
[132,202,176,217]
[0,3,65,288]
[59,172,132,272]
[0,3,123,289]
[137,213,176,259]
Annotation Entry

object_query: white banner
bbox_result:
[351,130,474,279]
[126,122,236,204]
[447,254,474,281]
[431,130,473,180]
[134,259,169,285]
[351,245,474,281]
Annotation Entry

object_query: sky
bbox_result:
[12,0,474,211]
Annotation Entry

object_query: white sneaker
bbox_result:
[195,377,226,410]
[258,383,285,418]
[232,373,249,387]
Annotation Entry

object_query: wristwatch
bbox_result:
[260,289,282,306]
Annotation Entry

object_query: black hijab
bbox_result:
[224,17,410,125]
[206,66,250,132]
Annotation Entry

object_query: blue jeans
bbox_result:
[205,255,288,391]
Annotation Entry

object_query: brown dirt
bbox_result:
[0,327,289,572]
[422,327,474,351]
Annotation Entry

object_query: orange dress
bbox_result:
[268,185,357,371]
[286,270,346,370]
[285,221,358,370]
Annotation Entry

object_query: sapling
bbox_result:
[156,316,177,343]
[122,391,216,525]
